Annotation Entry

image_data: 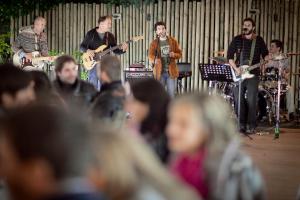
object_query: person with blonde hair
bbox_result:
[88,124,199,200]
[167,93,265,200]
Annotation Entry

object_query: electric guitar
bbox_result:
[82,35,144,71]
[231,62,264,82]
[13,51,57,71]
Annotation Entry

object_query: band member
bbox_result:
[265,40,295,120]
[80,15,128,90]
[12,16,49,66]
[148,21,182,98]
[227,18,269,134]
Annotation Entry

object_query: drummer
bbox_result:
[264,39,295,120]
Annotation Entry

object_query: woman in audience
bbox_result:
[88,125,200,200]
[125,79,170,163]
[166,93,265,200]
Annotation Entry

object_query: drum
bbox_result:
[265,67,279,81]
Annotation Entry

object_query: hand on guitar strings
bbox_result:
[25,53,33,62]
[87,49,95,58]
[119,42,128,51]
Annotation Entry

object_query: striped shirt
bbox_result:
[12,26,48,58]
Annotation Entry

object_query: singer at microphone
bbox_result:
[148,21,182,98]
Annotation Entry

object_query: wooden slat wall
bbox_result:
[11,0,300,105]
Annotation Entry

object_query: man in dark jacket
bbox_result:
[80,15,128,90]
[90,55,126,121]
[53,55,97,108]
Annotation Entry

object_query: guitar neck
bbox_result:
[247,62,265,71]
[98,40,132,57]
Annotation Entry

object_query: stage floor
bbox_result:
[242,127,300,200]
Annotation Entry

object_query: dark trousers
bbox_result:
[233,76,259,129]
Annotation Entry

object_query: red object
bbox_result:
[170,149,209,199]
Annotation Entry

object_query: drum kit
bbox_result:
[210,52,300,137]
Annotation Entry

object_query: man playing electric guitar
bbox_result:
[80,15,128,90]
[227,18,269,134]
[12,16,52,70]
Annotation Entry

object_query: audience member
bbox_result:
[53,55,97,108]
[167,93,265,200]
[0,104,105,200]
[125,79,170,163]
[88,125,199,200]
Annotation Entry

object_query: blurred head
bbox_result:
[29,71,52,95]
[270,39,283,54]
[33,16,46,34]
[88,125,199,200]
[242,18,255,35]
[155,21,167,38]
[125,79,170,137]
[0,104,93,199]
[97,55,121,83]
[167,93,237,155]
[98,16,112,32]
[0,64,35,109]
[55,55,78,84]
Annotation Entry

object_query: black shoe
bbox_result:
[239,125,246,133]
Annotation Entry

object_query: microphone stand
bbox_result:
[152,35,160,81]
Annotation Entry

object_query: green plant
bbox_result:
[0,33,12,63]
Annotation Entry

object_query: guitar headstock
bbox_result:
[131,35,144,42]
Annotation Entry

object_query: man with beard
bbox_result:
[227,18,269,134]
[148,21,182,98]
[53,55,97,108]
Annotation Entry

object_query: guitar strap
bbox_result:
[249,37,256,66]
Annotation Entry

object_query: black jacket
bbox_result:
[90,81,125,119]
[53,79,97,107]
[80,28,124,55]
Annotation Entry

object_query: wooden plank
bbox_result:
[182,0,188,62]
[58,4,63,52]
[224,0,230,57]
[194,2,201,91]
[66,3,70,54]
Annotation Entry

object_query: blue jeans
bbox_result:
[88,67,101,90]
[160,72,176,98]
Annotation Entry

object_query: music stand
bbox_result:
[199,63,234,82]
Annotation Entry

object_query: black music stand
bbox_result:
[199,64,234,82]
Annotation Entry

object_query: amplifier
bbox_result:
[124,70,154,84]
[177,63,192,79]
